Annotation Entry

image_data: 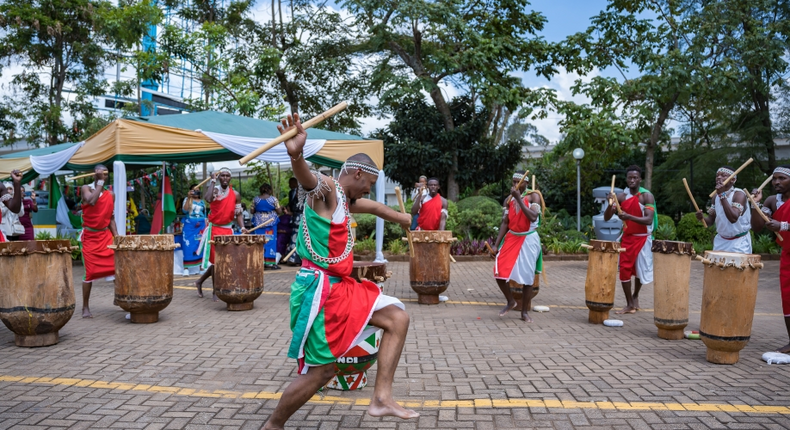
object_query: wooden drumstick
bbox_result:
[449,254,456,263]
[755,175,773,195]
[194,175,214,190]
[67,170,107,181]
[682,178,707,228]
[394,187,415,258]
[281,246,297,263]
[239,101,348,165]
[709,158,753,198]
[515,170,530,190]
[247,217,276,234]
[743,188,783,241]
[609,175,623,214]
[531,175,536,190]
[484,241,496,257]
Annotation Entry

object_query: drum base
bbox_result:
[588,310,610,324]
[15,331,58,347]
[417,294,440,305]
[657,327,684,340]
[706,349,740,365]
[227,302,254,311]
[130,312,159,324]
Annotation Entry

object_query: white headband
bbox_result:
[774,167,790,177]
[512,173,524,181]
[717,167,735,178]
[218,167,232,174]
[342,161,379,177]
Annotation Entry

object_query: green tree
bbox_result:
[0,0,161,146]
[344,0,552,200]
[377,96,523,196]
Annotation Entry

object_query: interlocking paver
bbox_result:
[0,260,789,428]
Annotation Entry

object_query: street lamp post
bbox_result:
[572,148,585,232]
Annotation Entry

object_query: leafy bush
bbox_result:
[451,237,494,255]
[677,212,713,244]
[454,207,500,240]
[654,215,677,240]
[456,196,500,212]
[693,239,713,256]
[387,238,408,255]
[35,231,54,240]
[752,232,780,254]
[353,237,376,254]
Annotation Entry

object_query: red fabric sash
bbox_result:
[506,196,531,233]
[82,191,115,281]
[417,195,442,230]
[619,193,648,281]
[773,199,790,316]
[208,186,236,225]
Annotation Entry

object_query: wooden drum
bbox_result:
[508,274,540,311]
[213,235,267,311]
[113,235,177,323]
[351,261,390,284]
[698,251,762,364]
[409,230,454,304]
[0,240,76,347]
[584,240,624,324]
[652,240,694,340]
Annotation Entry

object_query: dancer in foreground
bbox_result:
[262,114,419,429]
[751,166,790,353]
[492,171,542,322]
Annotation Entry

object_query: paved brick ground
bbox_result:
[1,258,790,429]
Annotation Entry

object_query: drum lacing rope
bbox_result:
[211,236,268,246]
[0,245,78,256]
[110,242,181,251]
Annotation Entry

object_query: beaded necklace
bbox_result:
[301,179,354,265]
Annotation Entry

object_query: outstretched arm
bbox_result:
[280,114,316,193]
[350,198,410,229]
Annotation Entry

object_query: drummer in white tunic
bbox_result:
[695,166,752,254]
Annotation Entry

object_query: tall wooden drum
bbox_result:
[409,230,455,304]
[698,251,762,364]
[652,240,694,340]
[509,274,540,311]
[213,235,267,311]
[0,240,75,347]
[114,235,177,323]
[584,240,624,324]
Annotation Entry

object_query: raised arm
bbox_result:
[204,172,217,203]
[603,192,623,222]
[1,170,23,213]
[280,114,317,193]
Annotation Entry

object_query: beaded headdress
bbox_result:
[342,161,379,177]
[512,173,524,181]
[717,167,736,179]
[774,167,790,178]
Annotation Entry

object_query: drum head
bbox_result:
[703,251,761,267]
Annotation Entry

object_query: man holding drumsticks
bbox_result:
[604,165,656,314]
[695,166,752,254]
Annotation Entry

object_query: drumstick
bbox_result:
[67,171,107,181]
[246,217,276,234]
[239,101,348,165]
[609,175,623,214]
[484,241,496,258]
[756,175,773,194]
[682,178,707,228]
[394,187,415,258]
[193,175,213,190]
[531,175,536,191]
[515,170,530,190]
[449,254,456,263]
[281,246,297,263]
[709,158,753,198]
[743,188,783,242]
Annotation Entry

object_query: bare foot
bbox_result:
[368,398,419,419]
[260,421,282,430]
[777,343,790,354]
[195,281,204,298]
[499,300,517,317]
[633,297,641,310]
[520,312,533,323]
[615,306,636,315]
[212,293,219,302]
[82,308,93,318]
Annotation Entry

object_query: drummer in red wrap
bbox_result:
[750,166,790,353]
[604,165,656,314]
[411,178,447,230]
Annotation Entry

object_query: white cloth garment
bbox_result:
[199,130,326,163]
[29,142,85,176]
[712,189,752,254]
[113,161,127,238]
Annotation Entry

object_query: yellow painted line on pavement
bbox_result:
[1,375,789,414]
[166,287,786,316]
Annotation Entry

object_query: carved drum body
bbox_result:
[409,230,454,304]
[0,240,75,347]
[652,240,694,340]
[213,235,267,311]
[114,235,176,323]
[584,240,623,324]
